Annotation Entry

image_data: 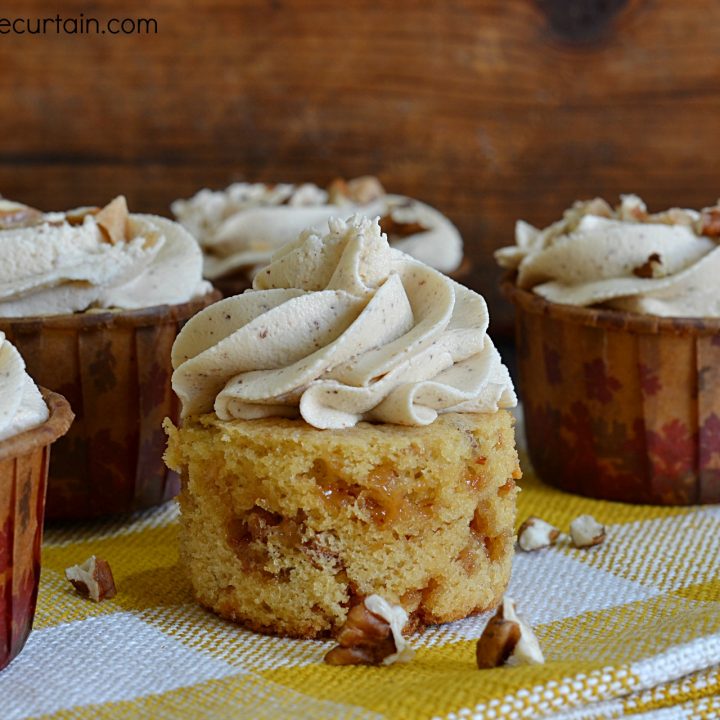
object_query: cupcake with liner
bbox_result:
[0,333,73,670]
[171,176,466,296]
[497,195,720,504]
[0,196,217,519]
[165,215,519,639]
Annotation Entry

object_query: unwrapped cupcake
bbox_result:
[498,195,720,504]
[0,196,216,519]
[0,332,73,670]
[171,176,465,295]
[165,215,519,638]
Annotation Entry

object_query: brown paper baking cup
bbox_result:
[0,292,219,520]
[503,276,720,505]
[0,389,73,671]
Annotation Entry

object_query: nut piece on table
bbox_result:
[324,594,415,666]
[65,556,117,602]
[517,516,561,552]
[570,514,607,549]
[476,598,544,669]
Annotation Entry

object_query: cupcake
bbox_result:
[497,195,720,504]
[171,176,466,296]
[0,333,73,670]
[164,215,519,638]
[0,196,217,519]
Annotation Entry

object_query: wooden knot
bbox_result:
[535,0,630,43]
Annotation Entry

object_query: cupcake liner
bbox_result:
[503,276,720,505]
[0,389,73,671]
[0,293,218,520]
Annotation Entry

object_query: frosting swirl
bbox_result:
[0,331,48,442]
[496,195,720,317]
[171,177,463,279]
[172,215,514,429]
[0,196,211,317]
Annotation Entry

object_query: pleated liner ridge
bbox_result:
[0,389,73,670]
[503,277,720,505]
[0,293,217,520]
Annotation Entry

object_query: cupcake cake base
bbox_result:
[165,411,520,638]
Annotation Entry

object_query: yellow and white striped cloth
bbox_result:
[2,430,719,719]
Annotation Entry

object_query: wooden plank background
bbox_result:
[2,0,720,335]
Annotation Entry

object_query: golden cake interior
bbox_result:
[164,410,520,639]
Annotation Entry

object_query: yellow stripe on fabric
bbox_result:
[33,568,122,628]
[31,674,383,720]
[139,602,324,671]
[41,523,179,578]
[623,666,720,716]
[670,579,720,602]
[560,511,720,592]
[34,524,189,629]
[260,642,625,720]
[541,594,720,666]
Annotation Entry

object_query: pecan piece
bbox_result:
[0,199,43,229]
[632,252,663,278]
[65,556,117,602]
[379,214,428,237]
[570,514,606,548]
[327,176,385,205]
[324,595,414,666]
[699,206,720,238]
[476,598,544,669]
[476,616,521,669]
[517,516,561,552]
[64,206,100,225]
[95,195,130,245]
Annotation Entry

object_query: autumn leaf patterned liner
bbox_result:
[0,388,73,671]
[0,292,219,521]
[503,275,720,505]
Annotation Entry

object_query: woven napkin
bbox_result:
[1,421,719,719]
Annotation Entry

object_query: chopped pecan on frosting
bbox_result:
[171,177,464,277]
[378,214,428,237]
[632,253,664,279]
[171,215,515,429]
[496,195,720,318]
[94,195,130,245]
[0,199,43,230]
[700,205,720,238]
[327,176,386,205]
[0,196,210,317]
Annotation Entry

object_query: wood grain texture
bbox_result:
[2,0,720,334]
